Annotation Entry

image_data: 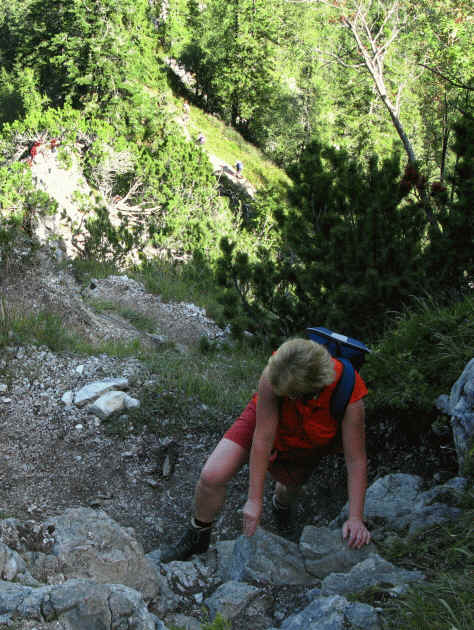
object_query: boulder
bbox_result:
[333,473,464,535]
[73,377,129,407]
[0,541,38,586]
[88,390,140,419]
[45,508,161,602]
[266,594,381,630]
[436,358,474,475]
[0,578,165,629]
[299,526,376,578]
[321,553,425,596]
[204,580,265,621]
[217,528,314,585]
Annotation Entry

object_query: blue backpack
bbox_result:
[306,326,371,426]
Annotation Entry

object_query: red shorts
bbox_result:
[224,398,327,486]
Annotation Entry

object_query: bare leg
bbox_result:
[194,438,248,523]
[274,481,301,507]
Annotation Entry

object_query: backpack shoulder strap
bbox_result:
[330,358,356,426]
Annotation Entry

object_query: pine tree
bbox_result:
[177,0,281,137]
[217,143,428,340]
[424,106,474,290]
[13,0,162,111]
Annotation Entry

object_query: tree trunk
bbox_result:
[381,95,417,164]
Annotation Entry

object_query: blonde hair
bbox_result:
[267,338,335,398]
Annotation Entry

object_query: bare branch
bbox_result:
[417,63,474,91]
[360,14,378,57]
[313,45,366,69]
[373,0,400,44]
[375,26,399,61]
[116,179,143,205]
[291,0,419,166]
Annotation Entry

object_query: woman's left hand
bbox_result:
[342,517,371,549]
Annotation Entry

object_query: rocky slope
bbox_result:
[0,139,469,629]
[0,242,470,630]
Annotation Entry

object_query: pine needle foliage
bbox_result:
[216,142,426,342]
[216,104,473,345]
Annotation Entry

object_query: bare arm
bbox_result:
[341,399,371,548]
[243,367,279,536]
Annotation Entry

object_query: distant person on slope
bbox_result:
[235,160,243,178]
[160,338,371,563]
[183,100,190,121]
[196,132,206,145]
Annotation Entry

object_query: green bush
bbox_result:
[363,293,474,425]
[215,111,473,344]
[216,144,427,342]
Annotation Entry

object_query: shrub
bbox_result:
[216,144,426,342]
[363,293,474,428]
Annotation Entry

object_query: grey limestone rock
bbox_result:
[88,389,140,419]
[205,580,271,623]
[164,613,202,630]
[442,358,474,474]
[321,553,425,596]
[415,476,468,508]
[396,503,462,535]
[333,473,465,536]
[335,473,424,524]
[0,578,165,629]
[45,507,161,602]
[266,594,380,630]
[217,528,314,585]
[299,526,376,578]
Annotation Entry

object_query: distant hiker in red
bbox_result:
[161,337,371,563]
[30,141,41,160]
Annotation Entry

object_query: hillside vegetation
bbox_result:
[0,1,473,628]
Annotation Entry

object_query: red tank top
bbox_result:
[273,358,368,452]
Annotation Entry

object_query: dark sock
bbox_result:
[272,495,290,512]
[192,517,213,530]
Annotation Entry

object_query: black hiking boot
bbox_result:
[160,525,211,563]
[272,495,297,538]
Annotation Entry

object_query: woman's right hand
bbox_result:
[243,498,262,537]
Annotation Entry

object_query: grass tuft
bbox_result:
[381,500,474,630]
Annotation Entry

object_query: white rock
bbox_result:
[61,391,74,406]
[88,390,130,419]
[0,383,7,393]
[74,377,129,406]
[124,395,140,409]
